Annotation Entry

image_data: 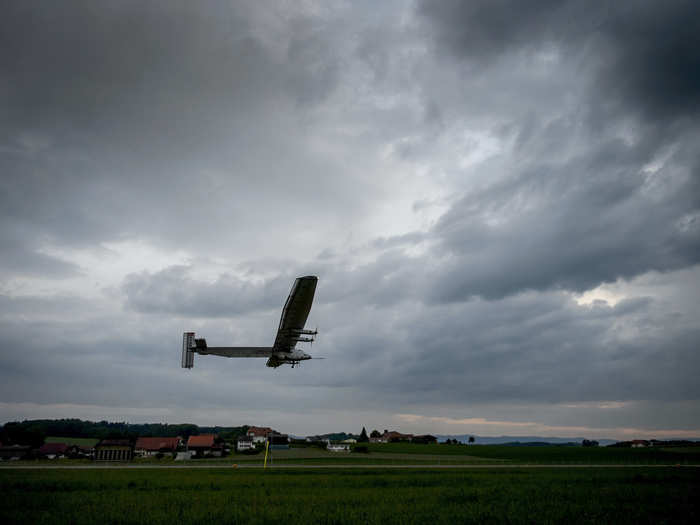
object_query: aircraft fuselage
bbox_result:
[266,349,312,368]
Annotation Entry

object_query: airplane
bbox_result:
[182,275,318,369]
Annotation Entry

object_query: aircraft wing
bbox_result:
[272,275,318,353]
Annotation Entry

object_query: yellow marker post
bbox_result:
[264,440,269,469]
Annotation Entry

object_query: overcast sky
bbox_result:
[2,0,699,440]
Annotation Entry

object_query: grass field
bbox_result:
[44,437,99,447]
[2,467,698,524]
[147,443,700,466]
[364,443,700,464]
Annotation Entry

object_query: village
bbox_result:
[0,426,442,461]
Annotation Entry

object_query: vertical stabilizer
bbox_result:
[182,332,195,368]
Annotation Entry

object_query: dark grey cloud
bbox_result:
[593,1,700,123]
[420,0,700,121]
[123,265,294,317]
[306,290,700,406]
[1,1,699,436]
[419,0,574,62]
[412,0,700,301]
[0,0,364,268]
[0,239,80,278]
[428,133,700,301]
[4,272,699,434]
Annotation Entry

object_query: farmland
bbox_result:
[44,436,99,447]
[7,442,700,467]
[364,443,700,464]
[2,467,699,524]
[131,443,700,466]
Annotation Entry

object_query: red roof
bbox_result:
[135,437,180,452]
[97,439,132,447]
[187,434,216,447]
[39,443,69,455]
[247,426,274,437]
[383,431,413,439]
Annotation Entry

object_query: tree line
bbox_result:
[0,419,250,447]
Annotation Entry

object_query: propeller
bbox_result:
[310,325,318,348]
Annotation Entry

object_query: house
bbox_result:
[341,438,357,444]
[247,426,274,444]
[381,431,413,443]
[327,443,350,452]
[95,439,134,461]
[0,444,31,460]
[77,445,95,459]
[631,440,650,448]
[38,442,77,459]
[134,437,181,457]
[237,437,255,451]
[187,434,223,457]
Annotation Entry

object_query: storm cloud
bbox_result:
[1,0,699,439]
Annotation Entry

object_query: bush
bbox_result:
[353,445,369,453]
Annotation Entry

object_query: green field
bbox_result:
[164,443,700,465]
[5,443,700,467]
[44,437,99,447]
[364,443,700,464]
[2,467,698,524]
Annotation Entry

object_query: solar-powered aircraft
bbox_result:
[181,275,318,369]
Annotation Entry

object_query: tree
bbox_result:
[468,436,475,444]
[1,422,45,448]
[358,427,369,443]
[370,430,381,438]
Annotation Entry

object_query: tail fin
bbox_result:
[182,332,195,368]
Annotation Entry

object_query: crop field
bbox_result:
[364,443,700,464]
[2,467,699,524]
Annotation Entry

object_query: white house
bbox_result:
[237,437,254,451]
[327,443,350,452]
[247,426,274,444]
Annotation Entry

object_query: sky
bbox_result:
[1,0,699,440]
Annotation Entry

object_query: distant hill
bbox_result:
[436,435,619,446]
